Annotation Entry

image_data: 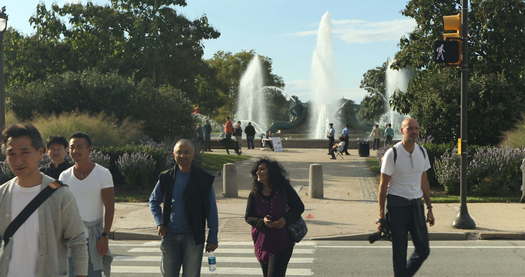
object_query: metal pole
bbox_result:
[453,0,476,229]
[0,30,5,133]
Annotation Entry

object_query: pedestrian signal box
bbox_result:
[434,39,462,66]
[443,13,462,40]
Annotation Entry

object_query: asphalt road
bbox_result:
[110,240,525,276]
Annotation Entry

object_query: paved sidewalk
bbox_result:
[112,148,525,241]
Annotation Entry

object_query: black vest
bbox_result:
[159,165,214,244]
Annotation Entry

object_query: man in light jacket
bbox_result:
[0,124,88,277]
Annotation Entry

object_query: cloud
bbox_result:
[292,18,416,44]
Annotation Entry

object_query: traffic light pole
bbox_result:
[453,0,476,229]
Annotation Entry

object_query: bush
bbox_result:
[116,152,157,188]
[90,150,112,169]
[0,162,14,184]
[98,145,171,176]
[30,112,143,147]
[435,147,525,196]
[8,70,195,141]
[502,116,525,148]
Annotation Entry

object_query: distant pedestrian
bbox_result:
[245,158,305,277]
[0,124,88,277]
[195,124,204,153]
[377,118,434,277]
[245,122,256,149]
[385,123,394,146]
[203,120,213,152]
[234,121,243,149]
[60,132,115,277]
[224,117,234,139]
[369,124,381,150]
[40,136,73,179]
[327,123,335,155]
[341,124,350,155]
[149,139,219,277]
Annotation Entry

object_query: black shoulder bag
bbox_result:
[1,181,62,248]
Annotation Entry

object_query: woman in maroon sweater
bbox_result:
[245,158,305,277]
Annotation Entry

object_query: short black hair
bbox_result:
[47,136,68,149]
[2,124,45,151]
[70,132,92,146]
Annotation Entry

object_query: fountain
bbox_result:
[309,12,340,139]
[383,59,413,139]
[235,55,269,131]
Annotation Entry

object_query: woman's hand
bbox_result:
[270,217,287,229]
[263,215,273,227]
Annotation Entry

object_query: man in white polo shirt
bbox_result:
[378,118,435,277]
[59,132,114,277]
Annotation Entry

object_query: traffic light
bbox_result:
[434,13,463,66]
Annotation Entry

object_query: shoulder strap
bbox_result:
[418,145,427,159]
[3,181,62,246]
[392,147,397,164]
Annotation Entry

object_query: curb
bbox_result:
[310,232,525,241]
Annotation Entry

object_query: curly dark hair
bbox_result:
[250,158,291,194]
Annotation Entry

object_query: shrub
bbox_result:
[30,112,143,147]
[90,150,112,169]
[98,145,171,176]
[435,147,525,196]
[501,116,525,148]
[116,152,156,188]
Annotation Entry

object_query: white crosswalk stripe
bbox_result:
[110,240,317,276]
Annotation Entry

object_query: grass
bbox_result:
[364,157,521,203]
[115,152,250,202]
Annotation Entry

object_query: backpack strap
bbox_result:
[392,145,426,165]
[3,181,63,247]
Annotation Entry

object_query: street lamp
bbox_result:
[0,6,7,133]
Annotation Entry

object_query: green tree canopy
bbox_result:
[390,0,525,145]
[358,62,387,122]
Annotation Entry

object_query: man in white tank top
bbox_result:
[378,118,435,277]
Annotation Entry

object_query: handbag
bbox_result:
[287,216,307,243]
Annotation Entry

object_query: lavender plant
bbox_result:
[116,152,156,188]
[90,150,111,169]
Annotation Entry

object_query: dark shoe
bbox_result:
[330,157,336,160]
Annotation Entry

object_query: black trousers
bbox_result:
[343,135,350,154]
[328,137,335,153]
[372,138,380,150]
[387,195,430,277]
[259,243,295,277]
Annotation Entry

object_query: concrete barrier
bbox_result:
[309,164,323,199]
[222,163,238,198]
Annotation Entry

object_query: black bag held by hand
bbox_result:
[288,216,308,243]
[368,216,392,244]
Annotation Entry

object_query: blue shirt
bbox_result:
[342,127,349,137]
[149,170,219,244]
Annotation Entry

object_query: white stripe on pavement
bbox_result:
[114,255,314,263]
[318,245,525,249]
[140,241,317,247]
[128,247,315,254]
[112,266,313,275]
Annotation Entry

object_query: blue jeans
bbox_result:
[161,233,204,277]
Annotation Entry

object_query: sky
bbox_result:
[2,0,414,104]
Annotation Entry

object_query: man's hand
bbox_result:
[426,210,435,226]
[206,243,218,252]
[96,236,109,256]
[157,225,168,237]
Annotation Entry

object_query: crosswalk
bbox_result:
[110,240,317,276]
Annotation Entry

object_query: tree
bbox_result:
[389,0,525,145]
[358,62,388,122]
